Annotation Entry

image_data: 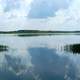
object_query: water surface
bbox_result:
[0,35,80,80]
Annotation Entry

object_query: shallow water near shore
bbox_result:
[0,34,80,80]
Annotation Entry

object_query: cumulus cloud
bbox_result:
[47,0,80,31]
[28,0,70,18]
[27,0,80,31]
[0,0,33,31]
[0,0,32,17]
[0,0,80,31]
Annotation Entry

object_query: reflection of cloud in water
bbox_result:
[0,46,77,80]
[0,47,34,80]
[0,46,33,76]
[29,47,76,80]
[0,35,80,79]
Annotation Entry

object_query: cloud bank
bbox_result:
[0,0,80,31]
[0,0,32,17]
[48,0,80,31]
[28,0,70,18]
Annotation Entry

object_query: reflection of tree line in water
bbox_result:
[64,44,80,54]
[0,45,8,52]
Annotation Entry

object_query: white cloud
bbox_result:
[0,0,32,17]
[0,0,80,31]
[23,0,80,31]
[0,0,33,31]
[47,0,80,31]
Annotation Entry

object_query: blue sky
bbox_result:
[0,0,70,18]
[28,0,70,18]
[0,0,80,31]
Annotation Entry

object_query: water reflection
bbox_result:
[0,35,80,80]
[29,47,76,80]
[0,45,8,52]
[5,54,27,74]
[18,33,53,37]
[64,44,80,54]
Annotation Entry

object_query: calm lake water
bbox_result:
[0,34,80,80]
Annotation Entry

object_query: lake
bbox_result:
[0,34,80,80]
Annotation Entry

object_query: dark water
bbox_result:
[0,35,80,80]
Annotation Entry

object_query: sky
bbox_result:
[0,0,80,31]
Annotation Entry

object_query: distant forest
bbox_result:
[0,30,80,34]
